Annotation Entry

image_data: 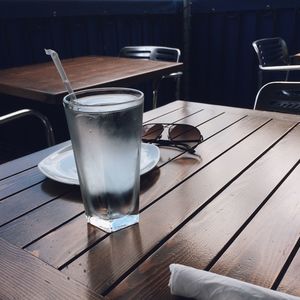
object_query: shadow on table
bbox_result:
[41,180,80,201]
[140,167,161,193]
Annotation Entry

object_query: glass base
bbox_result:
[86,214,139,233]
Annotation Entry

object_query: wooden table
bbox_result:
[0,56,183,104]
[1,100,300,299]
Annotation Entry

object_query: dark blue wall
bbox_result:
[190,0,300,108]
[0,0,182,67]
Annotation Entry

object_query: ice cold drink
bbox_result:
[63,89,144,233]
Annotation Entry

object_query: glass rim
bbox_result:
[63,87,144,108]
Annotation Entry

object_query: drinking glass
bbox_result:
[63,88,144,233]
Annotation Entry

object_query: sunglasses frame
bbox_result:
[142,123,203,154]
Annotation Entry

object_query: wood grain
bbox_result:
[155,109,243,167]
[2,101,204,251]
[27,214,107,269]
[25,112,252,269]
[0,189,83,247]
[277,246,300,297]
[0,180,72,226]
[142,100,202,123]
[0,101,187,181]
[147,105,203,124]
[0,238,104,300]
[107,123,300,300]
[193,101,300,122]
[0,167,47,200]
[0,56,183,103]
[0,141,70,181]
[140,115,271,209]
[210,159,300,289]
[1,101,300,299]
[61,118,295,294]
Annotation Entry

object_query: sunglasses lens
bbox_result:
[169,124,202,142]
[142,124,164,141]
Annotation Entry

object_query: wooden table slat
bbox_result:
[27,213,108,269]
[25,113,253,269]
[0,180,72,227]
[210,159,300,288]
[0,101,186,181]
[61,118,295,294]
[141,115,272,209]
[277,244,300,297]
[0,141,71,181]
[142,100,203,123]
[0,190,83,247]
[1,101,300,299]
[156,109,243,167]
[146,106,203,124]
[107,124,300,300]
[1,104,210,250]
[0,238,104,300]
[0,167,47,200]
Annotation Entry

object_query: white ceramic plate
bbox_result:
[38,142,160,185]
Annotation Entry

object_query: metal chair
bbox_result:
[0,109,55,162]
[120,46,182,108]
[254,81,300,114]
[252,37,300,88]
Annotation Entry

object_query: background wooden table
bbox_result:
[0,56,183,104]
[0,101,300,299]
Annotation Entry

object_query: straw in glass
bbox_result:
[45,49,76,100]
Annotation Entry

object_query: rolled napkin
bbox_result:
[169,264,300,300]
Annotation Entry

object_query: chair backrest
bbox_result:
[120,46,153,60]
[254,81,300,114]
[252,37,290,67]
[150,47,180,62]
[0,109,55,163]
[120,46,180,62]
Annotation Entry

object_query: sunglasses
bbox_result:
[142,123,203,154]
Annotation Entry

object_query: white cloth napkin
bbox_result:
[169,264,300,300]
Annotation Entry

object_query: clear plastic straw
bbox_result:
[45,49,76,100]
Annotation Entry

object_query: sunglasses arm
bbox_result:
[145,139,198,154]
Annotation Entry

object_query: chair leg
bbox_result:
[152,79,160,109]
[175,77,181,100]
[258,70,263,89]
[152,89,158,109]
[33,110,56,146]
